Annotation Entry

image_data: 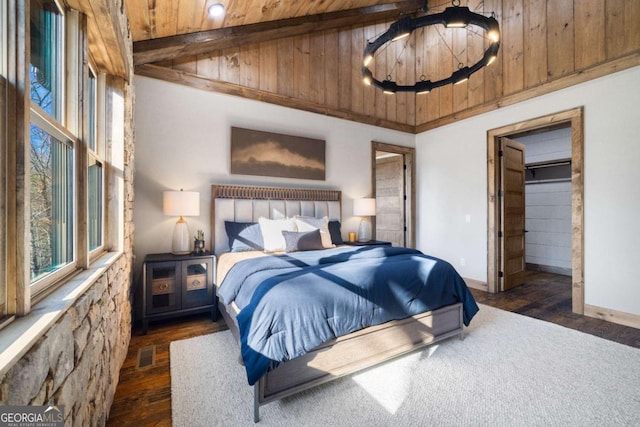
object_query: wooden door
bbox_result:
[375,153,405,247]
[501,137,527,291]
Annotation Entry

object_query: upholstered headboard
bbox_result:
[210,185,342,255]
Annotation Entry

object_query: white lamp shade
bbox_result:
[353,198,376,217]
[163,191,200,217]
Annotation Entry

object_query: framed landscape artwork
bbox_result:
[230,127,326,180]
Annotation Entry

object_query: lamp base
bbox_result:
[357,217,372,242]
[172,217,191,255]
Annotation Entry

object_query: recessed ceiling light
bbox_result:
[208,3,225,18]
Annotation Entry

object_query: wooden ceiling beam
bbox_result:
[133,1,424,66]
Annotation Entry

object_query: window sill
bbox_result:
[0,251,124,377]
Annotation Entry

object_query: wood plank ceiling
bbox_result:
[126,0,414,42]
[123,0,640,132]
[127,1,424,65]
[67,0,132,78]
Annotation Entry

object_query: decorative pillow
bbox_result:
[258,217,297,252]
[294,216,334,248]
[224,221,264,252]
[282,230,324,253]
[328,220,344,245]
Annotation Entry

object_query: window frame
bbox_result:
[29,105,78,297]
[3,0,127,355]
[27,0,78,299]
[1,0,120,328]
[29,0,66,123]
[0,0,7,323]
[1,0,7,77]
[87,65,106,259]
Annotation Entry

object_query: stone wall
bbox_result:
[0,255,132,425]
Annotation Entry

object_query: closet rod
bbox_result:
[525,158,571,170]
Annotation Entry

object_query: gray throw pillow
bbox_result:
[282,229,324,252]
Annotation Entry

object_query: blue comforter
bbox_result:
[218,246,479,385]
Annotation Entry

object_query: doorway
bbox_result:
[371,142,415,248]
[487,107,585,314]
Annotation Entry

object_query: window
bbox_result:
[88,156,103,251]
[29,123,74,284]
[1,0,7,77]
[30,0,63,120]
[88,69,96,151]
[29,0,74,294]
[1,0,7,322]
[2,1,119,322]
[87,68,104,253]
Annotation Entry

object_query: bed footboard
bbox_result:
[253,302,464,422]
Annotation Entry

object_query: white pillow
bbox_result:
[294,216,335,249]
[258,217,297,253]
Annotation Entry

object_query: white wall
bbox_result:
[518,129,572,272]
[133,75,414,280]
[525,182,572,271]
[519,127,572,163]
[415,65,640,316]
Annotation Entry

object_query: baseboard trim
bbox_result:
[526,263,572,277]
[584,304,640,330]
[464,277,488,292]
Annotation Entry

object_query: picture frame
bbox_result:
[230,127,326,181]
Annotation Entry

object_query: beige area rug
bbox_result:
[170,305,640,426]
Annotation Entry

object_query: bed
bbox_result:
[210,184,479,422]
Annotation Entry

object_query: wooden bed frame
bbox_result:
[210,184,465,422]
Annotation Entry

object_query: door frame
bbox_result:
[371,141,416,248]
[487,107,585,314]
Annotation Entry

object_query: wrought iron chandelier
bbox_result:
[362,2,500,94]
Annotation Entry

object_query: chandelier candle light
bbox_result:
[362,2,500,94]
[163,189,200,255]
[354,198,376,242]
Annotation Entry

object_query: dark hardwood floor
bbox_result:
[470,270,640,348]
[106,315,228,427]
[106,270,639,425]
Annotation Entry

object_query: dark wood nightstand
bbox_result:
[344,240,392,247]
[142,252,217,334]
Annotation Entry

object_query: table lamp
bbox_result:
[163,189,200,255]
[354,198,376,242]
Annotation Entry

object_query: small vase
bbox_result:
[194,239,205,254]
